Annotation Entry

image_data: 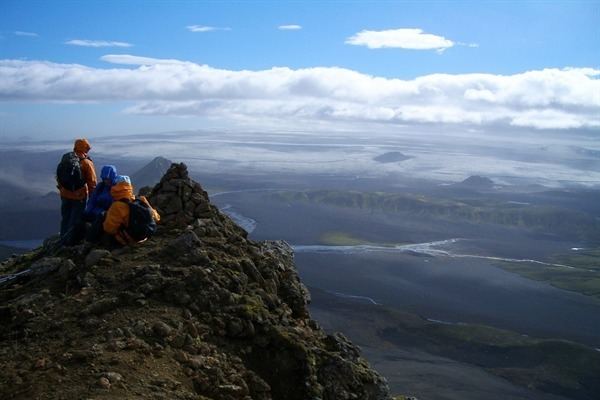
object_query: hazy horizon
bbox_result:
[2,127,599,191]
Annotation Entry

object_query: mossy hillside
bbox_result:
[318,231,407,249]
[0,163,395,400]
[555,248,600,271]
[310,287,600,400]
[425,324,600,398]
[270,190,600,241]
[494,248,600,300]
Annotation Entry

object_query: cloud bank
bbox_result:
[65,39,133,48]
[0,56,598,130]
[346,28,456,51]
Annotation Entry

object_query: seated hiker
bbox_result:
[84,165,117,242]
[85,165,117,219]
[56,138,97,245]
[102,175,161,245]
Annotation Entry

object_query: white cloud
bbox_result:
[65,39,133,48]
[346,28,459,52]
[278,25,302,30]
[509,109,587,130]
[0,56,598,131]
[187,25,231,32]
[14,31,38,37]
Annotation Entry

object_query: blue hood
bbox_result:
[113,174,131,185]
[100,165,118,183]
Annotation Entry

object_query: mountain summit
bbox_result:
[131,156,173,189]
[0,163,397,400]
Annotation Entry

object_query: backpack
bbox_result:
[122,199,157,241]
[56,152,86,191]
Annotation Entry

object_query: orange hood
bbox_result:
[74,138,91,156]
[111,181,135,201]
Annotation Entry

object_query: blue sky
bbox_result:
[1,0,599,139]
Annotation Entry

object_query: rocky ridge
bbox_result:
[0,163,400,400]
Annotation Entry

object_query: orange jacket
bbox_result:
[103,181,161,245]
[58,139,97,200]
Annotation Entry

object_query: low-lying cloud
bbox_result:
[0,56,598,130]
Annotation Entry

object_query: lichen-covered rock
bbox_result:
[0,162,394,400]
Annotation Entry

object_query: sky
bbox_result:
[0,0,599,140]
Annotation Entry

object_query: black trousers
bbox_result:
[86,212,106,243]
[60,198,86,245]
[85,212,121,248]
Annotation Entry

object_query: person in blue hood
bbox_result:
[84,165,117,243]
[84,165,117,220]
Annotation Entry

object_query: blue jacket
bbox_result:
[84,165,117,219]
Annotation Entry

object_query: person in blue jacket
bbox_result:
[84,165,117,242]
[85,165,117,219]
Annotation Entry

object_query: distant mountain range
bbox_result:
[270,189,600,242]
[0,181,53,208]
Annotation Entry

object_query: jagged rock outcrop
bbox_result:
[0,163,394,400]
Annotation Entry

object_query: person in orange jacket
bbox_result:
[103,175,160,245]
[56,138,97,245]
